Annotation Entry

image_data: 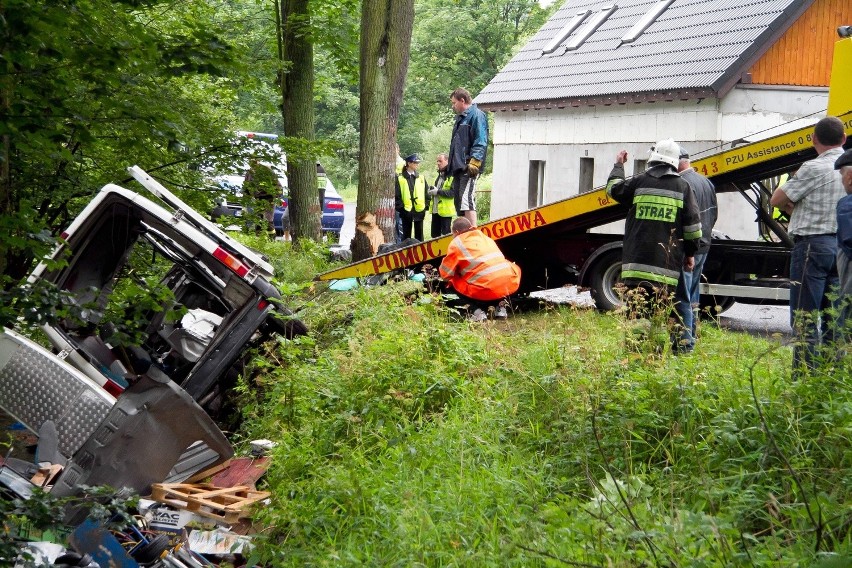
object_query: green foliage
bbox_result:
[399,0,555,149]
[234,248,851,565]
[232,233,334,288]
[476,186,491,223]
[0,486,138,566]
[0,0,253,281]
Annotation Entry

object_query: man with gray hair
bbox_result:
[674,145,717,351]
[770,116,846,375]
[428,153,455,238]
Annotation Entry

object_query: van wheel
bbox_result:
[587,249,623,311]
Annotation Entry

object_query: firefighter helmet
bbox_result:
[648,138,680,168]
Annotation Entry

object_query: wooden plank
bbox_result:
[150,483,270,524]
[183,459,231,484]
[30,464,63,487]
[209,456,270,489]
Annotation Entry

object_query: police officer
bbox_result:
[395,153,428,241]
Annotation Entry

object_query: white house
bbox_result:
[476,0,852,238]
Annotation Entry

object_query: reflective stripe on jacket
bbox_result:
[439,229,522,301]
[606,162,701,288]
[397,173,427,213]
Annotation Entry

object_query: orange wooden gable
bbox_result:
[748,0,852,87]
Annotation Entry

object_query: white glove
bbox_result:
[427,188,438,196]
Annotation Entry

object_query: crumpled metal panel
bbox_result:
[0,328,114,456]
[51,367,233,499]
[1,327,232,508]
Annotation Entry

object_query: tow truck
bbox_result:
[317,36,852,313]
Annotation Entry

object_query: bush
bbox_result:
[476,188,491,224]
[235,255,852,567]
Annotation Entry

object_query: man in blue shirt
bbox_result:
[834,148,852,343]
[447,88,488,226]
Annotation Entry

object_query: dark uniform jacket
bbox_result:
[680,168,717,254]
[606,162,702,289]
[447,103,488,174]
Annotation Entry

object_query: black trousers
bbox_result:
[401,213,424,242]
[431,215,452,239]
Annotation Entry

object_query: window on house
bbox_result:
[529,160,545,208]
[579,157,594,193]
[541,10,590,55]
[634,159,647,175]
[565,5,616,51]
[621,0,675,44]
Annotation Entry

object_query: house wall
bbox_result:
[489,86,827,239]
[748,0,852,87]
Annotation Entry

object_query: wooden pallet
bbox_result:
[150,483,270,524]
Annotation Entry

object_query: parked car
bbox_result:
[211,165,345,242]
[25,166,307,415]
[272,171,345,242]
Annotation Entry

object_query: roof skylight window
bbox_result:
[621,0,674,43]
[565,5,617,51]
[541,10,590,55]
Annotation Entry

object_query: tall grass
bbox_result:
[235,245,851,566]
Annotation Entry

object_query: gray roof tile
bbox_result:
[476,0,809,108]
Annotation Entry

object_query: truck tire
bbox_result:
[587,249,623,311]
[698,294,734,317]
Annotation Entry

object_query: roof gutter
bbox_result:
[478,87,718,112]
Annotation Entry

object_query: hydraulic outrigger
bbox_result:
[318,35,852,312]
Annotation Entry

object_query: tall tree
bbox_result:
[278,0,320,242]
[0,0,241,282]
[400,0,553,150]
[354,0,415,260]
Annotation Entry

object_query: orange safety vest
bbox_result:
[439,229,521,301]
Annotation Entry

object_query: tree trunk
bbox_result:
[353,0,414,261]
[0,3,12,277]
[279,0,320,243]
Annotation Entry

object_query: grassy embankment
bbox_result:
[236,236,851,567]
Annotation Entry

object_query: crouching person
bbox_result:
[438,217,521,321]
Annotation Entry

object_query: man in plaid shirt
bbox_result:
[771,116,847,376]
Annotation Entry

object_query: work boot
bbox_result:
[468,308,487,322]
[494,301,509,320]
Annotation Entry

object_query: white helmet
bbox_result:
[648,138,680,168]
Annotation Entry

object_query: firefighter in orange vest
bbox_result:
[438,217,521,321]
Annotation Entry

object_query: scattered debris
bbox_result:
[0,167,297,566]
[151,483,270,524]
[187,528,254,555]
[249,439,277,456]
[530,285,596,308]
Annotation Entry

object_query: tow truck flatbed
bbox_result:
[317,37,852,312]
